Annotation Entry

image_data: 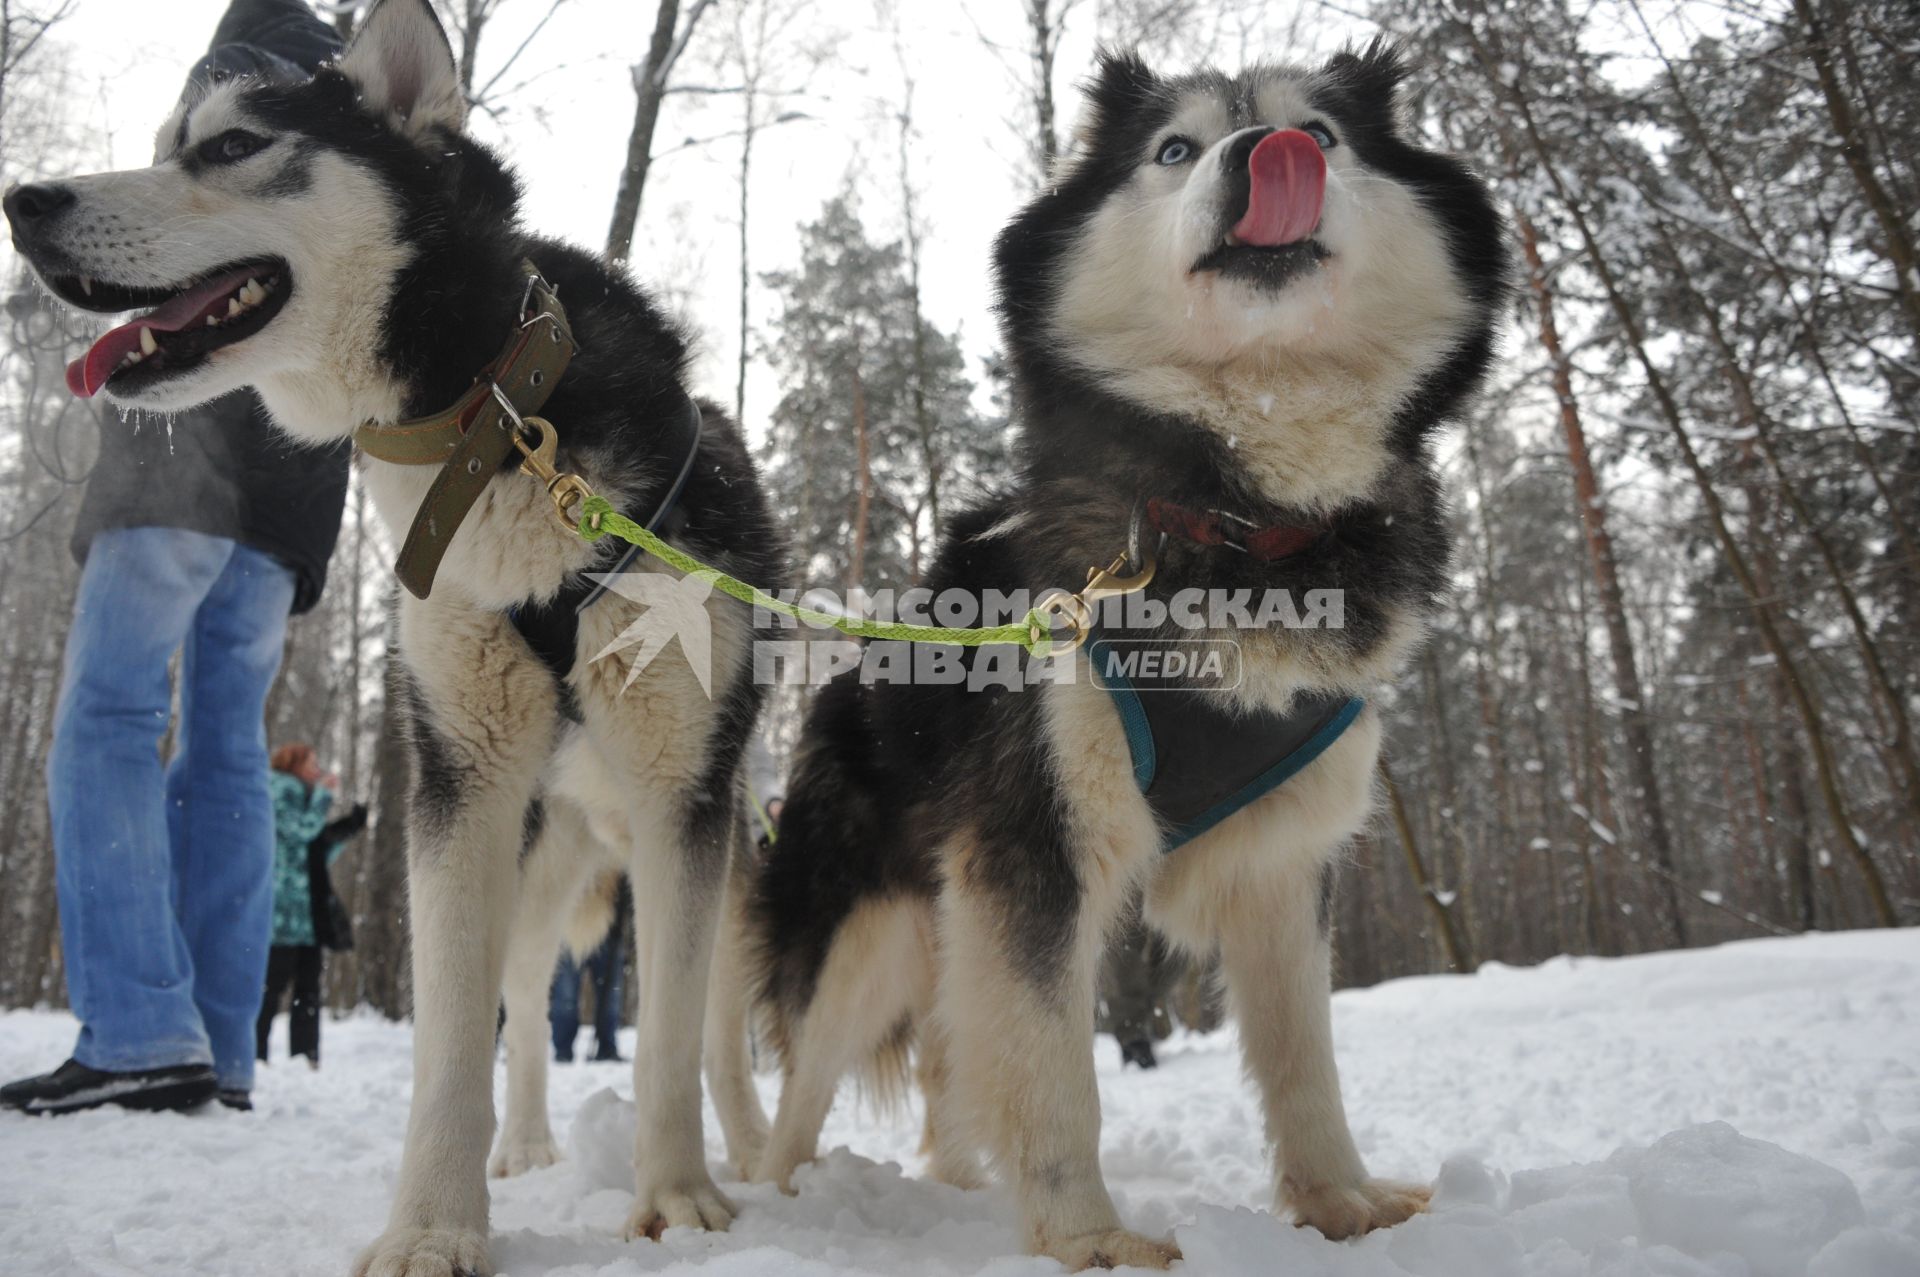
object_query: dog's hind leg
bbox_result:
[752,897,927,1191]
[491,800,605,1179]
[704,830,770,1180]
[620,792,738,1240]
[355,610,555,1277]
[915,1010,985,1191]
[936,833,1179,1272]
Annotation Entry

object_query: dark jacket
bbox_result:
[73,396,350,614]
[71,2,349,615]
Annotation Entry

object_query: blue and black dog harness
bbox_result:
[1088,499,1365,852]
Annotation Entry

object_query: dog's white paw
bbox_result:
[622,1177,737,1241]
[488,1134,562,1178]
[1039,1227,1183,1271]
[1285,1176,1432,1240]
[928,1151,987,1191]
[351,1227,491,1277]
[749,1148,807,1194]
[724,1128,767,1182]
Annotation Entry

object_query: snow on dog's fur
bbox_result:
[734,43,1508,1270]
[4,2,780,1274]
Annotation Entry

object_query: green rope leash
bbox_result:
[576,495,1057,656]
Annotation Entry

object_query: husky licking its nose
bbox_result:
[726,41,1508,1271]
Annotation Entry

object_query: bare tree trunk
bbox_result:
[1418,646,1476,944]
[456,0,488,97]
[1380,756,1472,971]
[734,106,754,427]
[1515,210,1688,947]
[605,0,711,263]
[1023,0,1067,178]
[892,50,941,552]
[848,364,871,590]
[356,657,414,1019]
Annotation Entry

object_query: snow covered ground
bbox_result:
[3,930,1918,1276]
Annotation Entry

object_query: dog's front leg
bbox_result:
[1219,852,1431,1240]
[937,836,1180,1272]
[356,617,553,1277]
[622,793,735,1240]
[355,780,530,1276]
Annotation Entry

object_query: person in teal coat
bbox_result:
[254,743,364,1075]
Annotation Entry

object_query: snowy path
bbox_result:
[3,931,1918,1276]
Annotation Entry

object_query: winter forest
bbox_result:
[0,0,1915,1014]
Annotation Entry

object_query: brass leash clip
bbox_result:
[1031,549,1157,656]
[509,415,595,531]
[492,383,595,531]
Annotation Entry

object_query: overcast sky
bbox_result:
[9,0,1371,442]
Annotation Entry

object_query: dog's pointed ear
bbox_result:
[1058,49,1159,176]
[337,0,466,138]
[1087,48,1160,124]
[1321,37,1411,114]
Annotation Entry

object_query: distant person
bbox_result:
[551,877,630,1063]
[255,744,366,1077]
[0,1,349,1118]
[1100,908,1176,1070]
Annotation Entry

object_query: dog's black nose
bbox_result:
[1221,127,1277,173]
[3,182,75,231]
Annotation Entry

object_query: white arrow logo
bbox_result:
[585,570,717,698]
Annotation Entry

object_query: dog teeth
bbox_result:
[139,327,158,355]
[80,277,94,296]
[122,351,142,367]
[239,279,265,305]
[228,297,244,317]
[1225,231,1242,247]
[207,315,220,327]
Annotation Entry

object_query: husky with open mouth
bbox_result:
[729,43,1507,1269]
[5,2,781,1274]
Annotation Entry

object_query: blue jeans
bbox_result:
[49,527,295,1091]
[550,935,624,1061]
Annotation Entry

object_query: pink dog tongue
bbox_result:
[1231,129,1327,248]
[65,266,259,398]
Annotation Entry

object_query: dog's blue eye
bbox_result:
[1301,122,1336,150]
[1155,137,1194,166]
[204,130,268,165]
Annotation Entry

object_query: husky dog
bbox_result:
[4,1,779,1273]
[733,44,1506,1269]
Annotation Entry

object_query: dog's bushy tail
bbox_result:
[562,869,621,959]
[854,1013,917,1117]
[706,822,773,1176]
[745,676,914,1069]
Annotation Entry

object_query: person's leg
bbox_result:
[1099,905,1160,1069]
[48,527,232,1076]
[256,945,296,1060]
[288,945,324,1064]
[590,933,624,1061]
[168,542,295,1093]
[549,954,581,1062]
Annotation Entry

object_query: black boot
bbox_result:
[1119,1038,1159,1070]
[0,1059,218,1116]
